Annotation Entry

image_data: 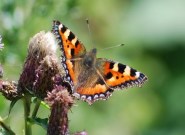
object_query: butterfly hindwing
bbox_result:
[71,58,114,104]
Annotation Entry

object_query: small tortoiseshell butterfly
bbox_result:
[52,20,147,104]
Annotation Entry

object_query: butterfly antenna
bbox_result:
[86,18,95,48]
[100,44,125,51]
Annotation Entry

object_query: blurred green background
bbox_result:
[0,0,185,135]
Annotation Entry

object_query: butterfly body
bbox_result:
[52,20,147,104]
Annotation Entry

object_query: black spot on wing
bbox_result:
[61,26,67,33]
[71,48,75,56]
[108,89,114,93]
[118,63,126,74]
[130,68,136,77]
[75,40,79,48]
[106,72,113,79]
[140,73,145,78]
[109,62,114,69]
[68,31,75,41]
[97,78,105,85]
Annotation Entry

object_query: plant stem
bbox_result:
[23,94,32,135]
[32,99,41,118]
[0,117,15,135]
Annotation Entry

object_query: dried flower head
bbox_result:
[18,31,64,99]
[0,80,20,100]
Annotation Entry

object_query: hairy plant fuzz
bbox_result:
[18,31,64,99]
[45,86,74,135]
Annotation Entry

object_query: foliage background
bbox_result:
[0,0,185,135]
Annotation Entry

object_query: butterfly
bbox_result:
[52,20,147,105]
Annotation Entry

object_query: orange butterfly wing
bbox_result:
[52,20,86,90]
[96,58,147,90]
[73,58,147,105]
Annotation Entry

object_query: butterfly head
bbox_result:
[90,48,97,56]
[83,48,97,68]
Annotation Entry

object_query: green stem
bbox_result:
[32,99,41,118]
[23,95,32,135]
[0,117,15,135]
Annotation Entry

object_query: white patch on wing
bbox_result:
[59,24,63,30]
[64,29,70,39]
[67,49,71,56]
[112,62,119,71]
[135,72,140,78]
[72,37,77,45]
[108,77,116,82]
[124,66,130,76]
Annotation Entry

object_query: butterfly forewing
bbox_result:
[52,20,86,91]
[52,20,86,59]
[96,58,147,90]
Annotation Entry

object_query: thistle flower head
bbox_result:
[18,31,64,99]
[45,86,74,135]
